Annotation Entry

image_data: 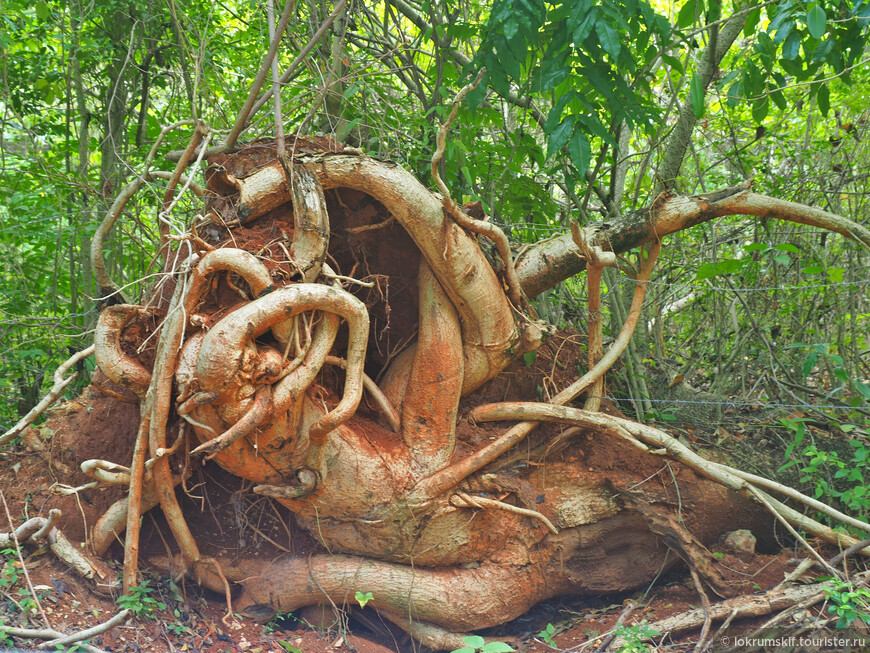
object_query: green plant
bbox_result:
[116,579,166,618]
[824,579,870,629]
[12,586,50,619]
[165,608,189,635]
[354,590,373,608]
[451,635,515,653]
[642,406,678,423]
[277,641,303,653]
[537,622,557,647]
[614,620,660,653]
[0,548,21,589]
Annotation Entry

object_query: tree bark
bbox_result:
[516,185,870,300]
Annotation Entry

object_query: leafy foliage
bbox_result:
[117,580,166,618]
[825,579,870,629]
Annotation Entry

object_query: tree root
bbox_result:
[190,385,273,458]
[377,610,500,651]
[196,283,368,438]
[0,509,110,584]
[516,183,870,299]
[571,222,618,413]
[410,243,659,501]
[621,493,732,598]
[611,574,868,651]
[324,356,400,432]
[124,264,198,592]
[468,402,870,558]
[94,305,153,398]
[236,553,549,632]
[308,154,521,391]
[449,491,558,534]
[280,157,329,282]
[430,69,526,310]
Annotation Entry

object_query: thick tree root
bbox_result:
[235,553,551,632]
[468,402,870,558]
[95,306,153,398]
[410,243,659,502]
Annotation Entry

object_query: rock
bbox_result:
[724,529,756,555]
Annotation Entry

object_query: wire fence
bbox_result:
[592,395,862,412]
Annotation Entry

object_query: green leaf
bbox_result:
[775,243,800,253]
[696,259,744,280]
[533,55,570,91]
[752,95,769,123]
[35,0,49,19]
[689,73,705,118]
[782,31,801,60]
[802,351,819,378]
[503,17,519,40]
[278,641,303,653]
[568,130,591,173]
[523,350,538,367]
[354,590,373,608]
[807,4,827,40]
[802,265,823,274]
[662,53,683,74]
[677,0,697,28]
[572,10,597,45]
[726,80,743,109]
[744,8,761,37]
[546,116,576,158]
[462,636,486,649]
[817,83,830,116]
[595,20,621,59]
[773,253,791,266]
[481,643,515,653]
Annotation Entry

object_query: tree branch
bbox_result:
[516,184,870,299]
[655,10,747,190]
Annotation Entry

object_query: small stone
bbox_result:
[724,529,756,555]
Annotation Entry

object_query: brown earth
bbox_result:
[1,332,861,652]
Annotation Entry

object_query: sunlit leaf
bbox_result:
[807,4,827,40]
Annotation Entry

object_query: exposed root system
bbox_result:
[14,138,870,650]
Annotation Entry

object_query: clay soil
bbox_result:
[2,335,866,652]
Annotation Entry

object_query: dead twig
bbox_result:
[35,609,130,649]
[690,568,713,652]
[0,626,108,653]
[430,69,526,309]
[592,601,635,652]
[224,0,294,151]
[1,345,95,447]
[0,492,52,629]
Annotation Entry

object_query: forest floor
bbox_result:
[1,336,866,652]
[4,412,863,653]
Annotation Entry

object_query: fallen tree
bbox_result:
[5,132,870,650]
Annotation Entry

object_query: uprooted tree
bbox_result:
[4,130,870,649]
[4,0,870,649]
